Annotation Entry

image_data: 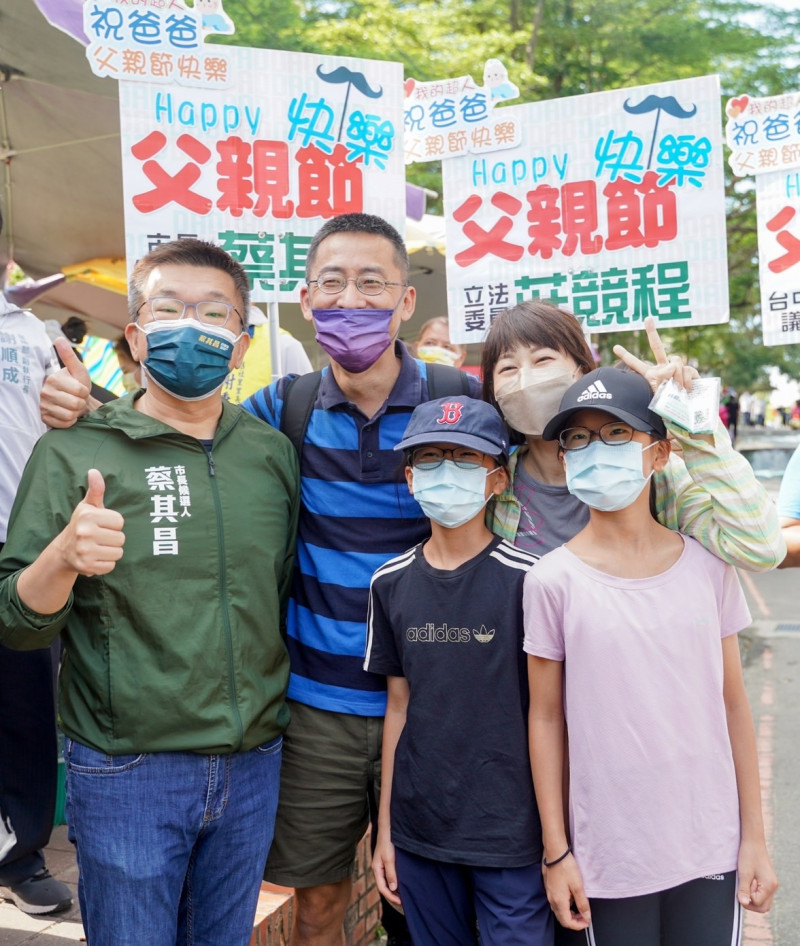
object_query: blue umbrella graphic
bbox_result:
[316,65,383,142]
[623,94,697,169]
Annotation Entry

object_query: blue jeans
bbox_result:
[65,736,282,946]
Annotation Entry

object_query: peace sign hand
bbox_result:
[612,316,698,393]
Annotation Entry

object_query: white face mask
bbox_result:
[411,461,497,529]
[496,365,579,436]
[564,440,658,512]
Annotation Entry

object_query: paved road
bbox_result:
[739,561,799,946]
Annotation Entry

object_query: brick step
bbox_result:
[251,831,381,946]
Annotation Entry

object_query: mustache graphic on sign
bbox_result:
[622,94,699,170]
[316,66,384,142]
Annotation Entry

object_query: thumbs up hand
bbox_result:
[57,470,126,576]
[40,337,95,429]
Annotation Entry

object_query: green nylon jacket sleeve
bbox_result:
[0,436,77,649]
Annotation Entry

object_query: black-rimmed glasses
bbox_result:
[558,422,639,451]
[410,446,485,470]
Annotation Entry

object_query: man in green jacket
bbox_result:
[0,239,299,946]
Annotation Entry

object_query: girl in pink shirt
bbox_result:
[524,366,777,946]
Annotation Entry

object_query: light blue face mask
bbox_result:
[411,460,496,529]
[564,440,657,512]
[138,320,241,401]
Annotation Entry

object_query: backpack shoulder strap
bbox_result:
[279,370,323,461]
[425,362,473,400]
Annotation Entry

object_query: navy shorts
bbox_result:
[394,846,552,946]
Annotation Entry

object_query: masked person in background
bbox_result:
[412,316,466,368]
[1,238,299,946]
[114,335,142,394]
[0,203,72,918]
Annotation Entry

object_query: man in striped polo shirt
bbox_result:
[244,214,480,946]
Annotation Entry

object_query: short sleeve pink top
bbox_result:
[523,535,752,899]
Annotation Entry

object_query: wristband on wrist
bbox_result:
[542,845,572,868]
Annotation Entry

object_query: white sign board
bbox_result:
[756,168,800,345]
[442,75,729,342]
[101,2,405,303]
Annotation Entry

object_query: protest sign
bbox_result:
[85,0,405,301]
[404,60,521,164]
[756,169,800,345]
[726,90,800,345]
[442,75,728,343]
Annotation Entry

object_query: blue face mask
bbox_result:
[564,440,656,512]
[411,460,495,529]
[138,320,241,401]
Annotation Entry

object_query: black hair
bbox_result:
[305,213,409,281]
[128,239,250,326]
[480,300,595,408]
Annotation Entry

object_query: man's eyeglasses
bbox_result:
[139,297,242,329]
[558,422,644,451]
[410,446,486,470]
[307,275,408,296]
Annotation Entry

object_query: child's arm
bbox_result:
[372,675,410,909]
[722,635,779,912]
[528,655,591,931]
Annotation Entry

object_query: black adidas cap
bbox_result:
[542,367,667,441]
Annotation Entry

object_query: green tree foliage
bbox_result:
[217,0,800,383]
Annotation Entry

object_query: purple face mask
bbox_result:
[312,307,395,373]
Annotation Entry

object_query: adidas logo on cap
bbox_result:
[576,380,611,402]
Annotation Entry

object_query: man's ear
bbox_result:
[397,285,416,324]
[300,285,314,323]
[228,331,250,371]
[125,321,145,362]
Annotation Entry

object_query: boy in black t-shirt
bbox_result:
[364,396,551,946]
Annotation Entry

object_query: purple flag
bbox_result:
[33,0,89,46]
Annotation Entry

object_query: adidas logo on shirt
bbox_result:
[577,380,611,401]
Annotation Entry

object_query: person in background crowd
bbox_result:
[114,335,142,393]
[412,316,466,368]
[0,203,73,918]
[751,394,766,427]
[221,304,313,404]
[739,391,753,427]
[1,238,299,946]
[777,442,800,568]
[723,388,739,442]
